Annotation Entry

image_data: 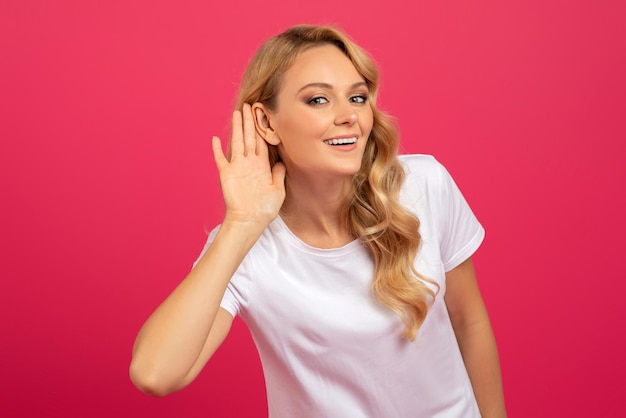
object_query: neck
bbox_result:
[279,173,355,248]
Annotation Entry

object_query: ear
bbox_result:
[251,102,281,146]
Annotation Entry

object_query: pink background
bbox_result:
[2,1,624,416]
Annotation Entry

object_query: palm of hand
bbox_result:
[212,104,286,227]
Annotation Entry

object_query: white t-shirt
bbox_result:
[196,154,485,417]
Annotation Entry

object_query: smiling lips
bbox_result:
[323,137,358,146]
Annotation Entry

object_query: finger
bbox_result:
[212,136,228,170]
[229,110,244,160]
[242,103,256,156]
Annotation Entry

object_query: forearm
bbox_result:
[129,220,264,393]
[445,259,506,417]
[456,319,506,418]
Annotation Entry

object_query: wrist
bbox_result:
[219,216,268,248]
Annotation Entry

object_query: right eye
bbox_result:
[308,97,329,105]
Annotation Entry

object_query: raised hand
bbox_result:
[212,103,286,230]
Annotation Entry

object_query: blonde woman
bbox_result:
[130,25,506,417]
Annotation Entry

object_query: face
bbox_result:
[263,44,374,181]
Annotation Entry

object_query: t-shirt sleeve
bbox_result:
[192,226,249,318]
[430,159,485,272]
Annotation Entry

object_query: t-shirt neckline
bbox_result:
[272,215,362,257]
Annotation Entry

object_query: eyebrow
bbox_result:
[297,81,368,94]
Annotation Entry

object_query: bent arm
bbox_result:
[130,105,286,396]
[445,258,506,418]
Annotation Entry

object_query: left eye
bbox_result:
[350,95,368,103]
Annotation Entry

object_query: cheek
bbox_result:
[362,110,374,135]
[278,111,327,140]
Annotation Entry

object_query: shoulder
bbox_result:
[398,154,449,192]
[193,221,281,272]
[398,154,446,177]
[398,153,439,167]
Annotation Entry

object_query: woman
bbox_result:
[130,25,506,417]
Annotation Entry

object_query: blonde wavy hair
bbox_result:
[236,25,438,340]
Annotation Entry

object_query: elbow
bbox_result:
[129,358,181,397]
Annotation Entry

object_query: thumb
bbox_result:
[271,162,287,188]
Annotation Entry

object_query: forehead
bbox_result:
[280,44,365,92]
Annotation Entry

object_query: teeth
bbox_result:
[324,137,358,145]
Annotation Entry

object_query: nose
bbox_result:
[334,101,358,126]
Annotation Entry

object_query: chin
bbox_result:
[336,162,363,177]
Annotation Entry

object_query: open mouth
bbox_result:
[323,137,358,146]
